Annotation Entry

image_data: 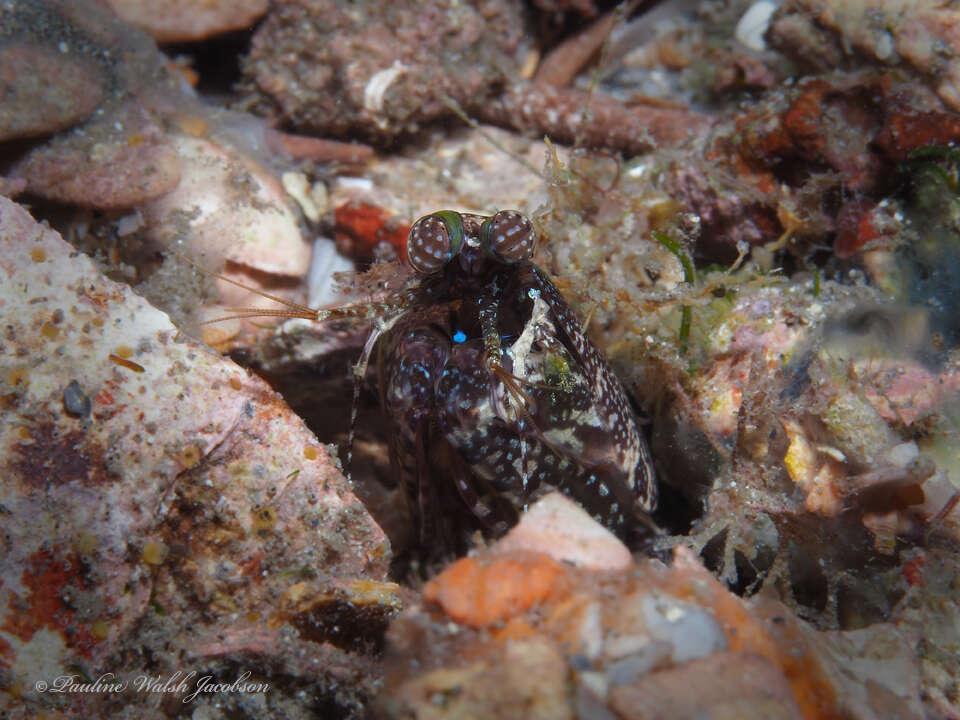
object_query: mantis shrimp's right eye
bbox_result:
[481,210,535,264]
[407,211,464,275]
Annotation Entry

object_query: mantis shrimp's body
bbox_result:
[209,209,657,546]
[354,210,656,542]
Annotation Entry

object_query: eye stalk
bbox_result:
[481,210,535,263]
[407,210,464,275]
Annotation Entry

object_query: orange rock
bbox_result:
[493,617,538,643]
[608,651,802,720]
[334,201,410,264]
[423,551,570,628]
[667,548,839,720]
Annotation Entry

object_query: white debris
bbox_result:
[735,1,778,52]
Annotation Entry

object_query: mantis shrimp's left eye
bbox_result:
[481,210,535,263]
[407,211,464,275]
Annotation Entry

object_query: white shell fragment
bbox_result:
[283,170,321,223]
[735,1,778,52]
[364,61,408,115]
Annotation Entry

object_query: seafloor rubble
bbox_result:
[2,0,960,718]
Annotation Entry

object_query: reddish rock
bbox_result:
[737,73,960,190]
[608,652,801,720]
[0,44,105,141]
[874,98,960,161]
[13,101,182,209]
[771,0,960,113]
[737,75,886,192]
[104,0,269,43]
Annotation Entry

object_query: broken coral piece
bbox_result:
[142,131,310,278]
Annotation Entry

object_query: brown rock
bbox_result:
[752,597,926,720]
[608,652,802,720]
[13,101,181,208]
[477,82,709,156]
[530,0,597,18]
[0,176,27,198]
[0,43,105,141]
[104,0,269,43]
[281,578,403,652]
[243,0,529,143]
[383,637,574,720]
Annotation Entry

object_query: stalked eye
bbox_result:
[481,210,535,263]
[407,211,464,275]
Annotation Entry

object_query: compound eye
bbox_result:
[407,211,464,275]
[482,210,535,263]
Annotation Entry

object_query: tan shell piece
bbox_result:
[143,133,311,279]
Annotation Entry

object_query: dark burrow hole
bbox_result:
[697,528,785,601]
[698,529,727,576]
[161,28,255,99]
[787,540,829,613]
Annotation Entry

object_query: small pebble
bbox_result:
[642,595,727,664]
[606,641,673,686]
[575,671,616,720]
[63,379,91,417]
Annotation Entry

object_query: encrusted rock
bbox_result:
[243,0,530,143]
[770,0,960,112]
[380,515,925,719]
[0,197,392,718]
